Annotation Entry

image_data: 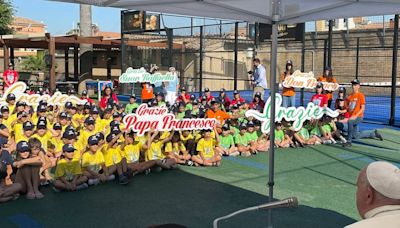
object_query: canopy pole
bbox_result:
[389,14,399,126]
[268,1,280,227]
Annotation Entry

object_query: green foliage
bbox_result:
[0,0,14,35]
[20,52,48,72]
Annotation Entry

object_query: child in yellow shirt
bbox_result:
[53,144,88,192]
[164,132,192,166]
[82,135,107,185]
[103,132,129,185]
[145,130,177,170]
[192,128,222,166]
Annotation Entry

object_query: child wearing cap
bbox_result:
[13,141,44,199]
[28,138,53,184]
[216,124,239,156]
[15,120,35,143]
[246,122,260,154]
[0,112,10,146]
[6,93,16,114]
[176,87,190,104]
[294,121,322,146]
[320,116,347,144]
[175,103,187,120]
[234,123,252,157]
[164,132,192,165]
[230,90,245,106]
[48,123,64,158]
[274,122,291,148]
[78,117,98,151]
[145,130,177,169]
[120,132,157,175]
[180,130,197,156]
[310,83,328,108]
[53,144,89,192]
[82,135,107,185]
[34,120,60,153]
[125,95,139,114]
[192,127,221,166]
[103,132,129,185]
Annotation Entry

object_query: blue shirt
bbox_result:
[254,65,268,89]
[165,78,179,92]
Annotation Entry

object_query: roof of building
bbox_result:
[13,16,45,27]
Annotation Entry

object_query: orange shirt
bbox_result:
[206,109,230,125]
[141,83,154,100]
[318,76,337,101]
[346,91,365,118]
[281,73,295,97]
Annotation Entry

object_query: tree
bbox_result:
[0,0,14,35]
[20,52,48,72]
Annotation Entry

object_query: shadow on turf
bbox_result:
[0,169,356,228]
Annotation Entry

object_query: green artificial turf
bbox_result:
[2,128,400,227]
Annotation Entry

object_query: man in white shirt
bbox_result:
[345,161,400,228]
[252,58,268,99]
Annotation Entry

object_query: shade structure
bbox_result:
[49,0,400,24]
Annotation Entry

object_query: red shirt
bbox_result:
[310,94,328,107]
[206,95,214,102]
[250,100,265,111]
[219,95,231,109]
[3,69,19,87]
[99,93,118,109]
[230,97,245,106]
[81,97,94,104]
[176,93,191,103]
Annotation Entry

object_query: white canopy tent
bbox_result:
[48,0,400,226]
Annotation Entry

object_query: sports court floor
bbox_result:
[1,124,399,228]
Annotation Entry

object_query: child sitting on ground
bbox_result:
[103,132,129,185]
[294,121,322,146]
[274,122,291,148]
[216,124,239,156]
[192,128,222,166]
[82,135,108,185]
[0,145,22,203]
[53,144,88,192]
[145,130,177,170]
[164,132,193,165]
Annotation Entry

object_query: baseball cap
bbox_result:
[106,133,119,143]
[81,90,88,96]
[62,129,77,140]
[232,104,239,109]
[6,93,16,101]
[53,122,62,130]
[247,121,255,128]
[204,87,210,92]
[111,125,121,134]
[37,121,47,130]
[90,106,99,114]
[234,90,239,95]
[17,111,28,118]
[65,102,73,109]
[156,92,163,97]
[338,87,346,93]
[84,116,95,125]
[95,132,104,141]
[201,95,207,101]
[190,94,196,100]
[220,88,226,93]
[180,87,186,92]
[210,98,219,104]
[113,112,121,118]
[351,79,361,85]
[65,125,75,133]
[286,60,293,65]
[130,94,136,99]
[324,66,332,71]
[37,105,47,113]
[316,82,324,88]
[16,101,26,107]
[23,121,34,131]
[16,141,30,152]
[366,161,400,199]
[240,123,247,130]
[59,112,68,119]
[255,92,262,97]
[192,100,199,105]
[88,135,99,146]
[84,102,92,109]
[222,124,230,131]
[110,120,120,128]
[62,144,76,153]
[1,106,9,113]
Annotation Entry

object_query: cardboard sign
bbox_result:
[282,70,339,91]
[123,104,217,135]
[119,67,177,84]
[245,93,339,134]
[0,82,86,107]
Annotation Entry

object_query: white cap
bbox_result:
[366,161,400,199]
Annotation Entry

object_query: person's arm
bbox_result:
[214,126,220,144]
[145,131,158,150]
[107,132,122,149]
[3,71,11,87]
[161,131,175,144]
[48,128,60,137]
[13,157,43,168]
[113,93,119,104]
[0,127,10,138]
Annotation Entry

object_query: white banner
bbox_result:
[282,70,339,91]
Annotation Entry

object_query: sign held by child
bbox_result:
[245,94,339,134]
[282,70,339,91]
[123,104,217,135]
[119,67,177,84]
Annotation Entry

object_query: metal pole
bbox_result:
[167,28,174,67]
[323,39,328,70]
[389,14,399,126]
[234,22,239,90]
[268,1,280,227]
[355,37,360,80]
[300,30,306,107]
[199,26,204,93]
[191,17,194,37]
[65,48,69,80]
[328,20,333,67]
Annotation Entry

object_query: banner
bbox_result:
[123,104,217,135]
[0,82,85,107]
[245,94,339,134]
[119,67,177,84]
[282,70,339,91]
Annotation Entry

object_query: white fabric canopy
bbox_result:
[50,0,400,24]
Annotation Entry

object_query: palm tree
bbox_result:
[20,52,47,72]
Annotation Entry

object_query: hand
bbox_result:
[5,176,13,185]
[66,182,72,191]
[350,116,357,120]
[71,182,77,191]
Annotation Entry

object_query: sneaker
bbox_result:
[76,183,89,191]
[342,142,352,147]
[230,151,240,157]
[88,178,100,186]
[331,139,337,144]
[375,130,383,141]
[35,191,44,199]
[52,187,61,193]
[323,140,332,144]
[107,174,116,182]
[186,160,194,166]
[144,169,151,175]
[119,175,129,185]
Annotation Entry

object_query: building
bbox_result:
[10,16,46,35]
[316,18,356,31]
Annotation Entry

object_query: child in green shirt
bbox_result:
[274,122,291,148]
[254,120,270,152]
[216,124,239,156]
[294,120,322,146]
[245,121,259,154]
[125,95,139,113]
[234,123,252,157]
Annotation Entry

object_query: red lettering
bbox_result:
[123,115,136,130]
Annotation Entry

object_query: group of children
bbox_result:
[0,85,353,203]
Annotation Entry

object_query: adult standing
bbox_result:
[318,66,337,108]
[342,79,382,147]
[281,60,296,107]
[165,67,179,105]
[345,161,400,228]
[3,63,19,89]
[99,86,119,110]
[252,58,268,99]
